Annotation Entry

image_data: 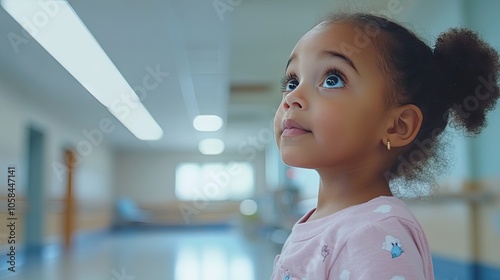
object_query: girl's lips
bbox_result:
[281,118,311,137]
[282,128,310,137]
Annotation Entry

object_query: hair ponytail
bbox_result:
[433,28,500,135]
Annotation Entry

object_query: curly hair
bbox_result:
[324,13,500,198]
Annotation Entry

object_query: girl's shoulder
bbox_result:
[288,196,423,243]
[324,196,425,240]
[327,197,433,279]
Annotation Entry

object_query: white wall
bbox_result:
[0,77,114,242]
[466,0,500,180]
[466,0,500,268]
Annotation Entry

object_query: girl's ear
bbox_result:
[384,104,423,149]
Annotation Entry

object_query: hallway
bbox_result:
[0,227,277,280]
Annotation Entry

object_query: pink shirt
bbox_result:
[271,196,434,280]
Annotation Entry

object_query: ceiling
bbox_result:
[0,0,417,153]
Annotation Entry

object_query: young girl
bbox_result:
[271,13,499,279]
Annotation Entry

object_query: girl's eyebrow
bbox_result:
[285,54,296,72]
[285,50,359,75]
[320,50,359,75]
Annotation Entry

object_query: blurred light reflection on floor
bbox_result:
[1,227,277,280]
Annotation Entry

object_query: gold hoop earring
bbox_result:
[387,141,391,151]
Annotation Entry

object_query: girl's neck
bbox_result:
[308,167,392,221]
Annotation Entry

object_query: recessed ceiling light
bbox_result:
[198,138,224,155]
[193,115,223,132]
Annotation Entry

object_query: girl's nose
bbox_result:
[283,88,306,110]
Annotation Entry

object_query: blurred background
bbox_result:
[0,0,499,279]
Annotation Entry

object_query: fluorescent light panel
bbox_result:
[1,0,163,140]
[193,115,223,132]
[198,139,224,155]
[110,102,164,140]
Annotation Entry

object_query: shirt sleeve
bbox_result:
[328,217,432,280]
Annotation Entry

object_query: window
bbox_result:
[175,162,254,201]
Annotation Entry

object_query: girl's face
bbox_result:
[274,22,390,169]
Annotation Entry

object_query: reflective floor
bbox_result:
[1,227,278,280]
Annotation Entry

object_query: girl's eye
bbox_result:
[285,79,299,91]
[281,73,299,92]
[281,75,299,92]
[322,74,345,89]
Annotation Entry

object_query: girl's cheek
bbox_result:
[318,113,354,148]
[274,102,286,122]
[273,109,284,142]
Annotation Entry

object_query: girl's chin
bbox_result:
[281,156,318,169]
[281,153,347,170]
